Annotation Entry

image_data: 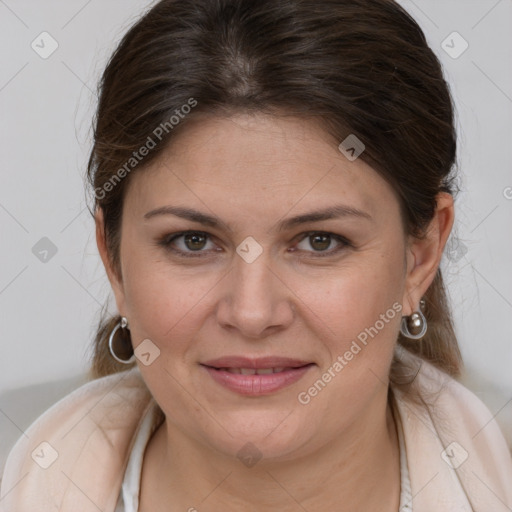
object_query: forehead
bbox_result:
[124,114,399,223]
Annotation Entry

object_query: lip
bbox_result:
[202,356,311,369]
[200,356,314,396]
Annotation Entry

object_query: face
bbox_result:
[101,114,420,462]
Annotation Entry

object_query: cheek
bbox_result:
[120,250,220,353]
[291,256,404,436]
[296,254,404,348]
[120,258,221,411]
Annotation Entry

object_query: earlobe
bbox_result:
[402,192,454,315]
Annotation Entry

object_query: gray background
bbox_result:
[0,0,511,444]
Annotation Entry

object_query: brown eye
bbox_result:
[159,231,217,256]
[184,232,208,251]
[309,233,331,251]
[294,231,350,256]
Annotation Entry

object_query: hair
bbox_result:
[86,0,462,382]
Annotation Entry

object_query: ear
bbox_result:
[402,192,454,315]
[95,207,127,316]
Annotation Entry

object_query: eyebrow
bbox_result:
[143,204,372,231]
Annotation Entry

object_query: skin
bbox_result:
[96,113,454,511]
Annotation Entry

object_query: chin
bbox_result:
[198,408,317,464]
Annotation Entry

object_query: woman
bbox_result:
[1,0,511,510]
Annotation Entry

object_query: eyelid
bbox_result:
[160,230,219,258]
[158,230,352,258]
[292,231,351,256]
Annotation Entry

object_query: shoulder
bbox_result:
[392,348,512,511]
[0,368,154,512]
[397,348,507,449]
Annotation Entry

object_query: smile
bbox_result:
[200,357,314,395]
[217,367,288,374]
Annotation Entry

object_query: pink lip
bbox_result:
[200,356,314,396]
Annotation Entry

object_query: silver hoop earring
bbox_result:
[400,299,427,340]
[108,316,135,364]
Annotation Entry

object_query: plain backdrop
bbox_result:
[0,0,511,416]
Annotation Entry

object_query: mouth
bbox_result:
[200,356,314,396]
[211,367,300,374]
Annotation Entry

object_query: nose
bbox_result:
[215,252,294,339]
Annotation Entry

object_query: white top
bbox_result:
[114,403,157,512]
[115,401,413,512]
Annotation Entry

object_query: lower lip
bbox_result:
[201,365,313,396]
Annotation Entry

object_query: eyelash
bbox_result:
[157,230,352,259]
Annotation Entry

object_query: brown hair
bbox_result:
[87,0,461,380]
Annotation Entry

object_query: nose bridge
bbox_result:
[234,252,273,300]
[217,249,292,337]
[233,251,275,313]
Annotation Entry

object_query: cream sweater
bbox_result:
[1,349,511,511]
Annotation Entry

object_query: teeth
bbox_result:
[223,367,289,375]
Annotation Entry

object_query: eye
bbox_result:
[158,230,351,259]
[293,232,350,256]
[159,231,219,256]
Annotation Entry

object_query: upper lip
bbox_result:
[201,356,312,369]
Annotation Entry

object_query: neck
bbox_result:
[140,390,400,512]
